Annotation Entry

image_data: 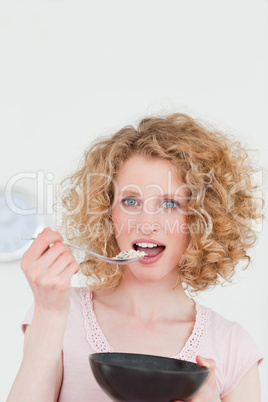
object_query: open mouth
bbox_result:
[133,242,166,259]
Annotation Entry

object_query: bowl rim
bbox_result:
[89,352,210,375]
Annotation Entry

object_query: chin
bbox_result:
[129,268,170,284]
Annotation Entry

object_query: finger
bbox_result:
[41,227,51,233]
[54,260,80,282]
[43,260,80,291]
[63,260,80,276]
[38,241,72,269]
[24,229,64,262]
[33,261,79,296]
[47,251,77,276]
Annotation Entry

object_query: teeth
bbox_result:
[136,242,159,248]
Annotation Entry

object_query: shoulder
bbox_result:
[201,304,232,328]
[198,302,261,353]
[195,302,234,348]
[69,286,91,315]
[70,286,84,302]
[198,303,259,347]
[196,303,263,398]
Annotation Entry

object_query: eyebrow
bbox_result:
[118,190,189,199]
[119,190,142,197]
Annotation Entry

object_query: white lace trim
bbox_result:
[80,289,114,353]
[80,289,210,360]
[172,302,210,361]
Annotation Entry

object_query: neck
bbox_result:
[101,270,194,322]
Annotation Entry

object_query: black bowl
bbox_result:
[89,352,209,402]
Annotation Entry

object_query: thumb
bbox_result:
[196,355,216,371]
[196,356,219,394]
[41,227,51,233]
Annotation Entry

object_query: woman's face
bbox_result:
[112,155,190,283]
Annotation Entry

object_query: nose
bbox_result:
[136,209,161,235]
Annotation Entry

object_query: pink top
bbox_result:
[21,287,263,401]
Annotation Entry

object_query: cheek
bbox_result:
[112,208,120,236]
[163,215,189,242]
[112,205,128,239]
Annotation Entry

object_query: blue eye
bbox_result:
[162,200,178,209]
[122,197,138,206]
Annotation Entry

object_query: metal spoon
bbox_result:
[21,237,143,265]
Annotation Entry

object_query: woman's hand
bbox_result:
[21,227,80,315]
[176,356,221,402]
[7,228,79,402]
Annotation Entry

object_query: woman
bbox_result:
[7,113,263,401]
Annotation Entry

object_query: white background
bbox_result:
[0,1,268,401]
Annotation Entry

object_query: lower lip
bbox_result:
[138,248,165,265]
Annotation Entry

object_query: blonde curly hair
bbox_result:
[59,113,264,292]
